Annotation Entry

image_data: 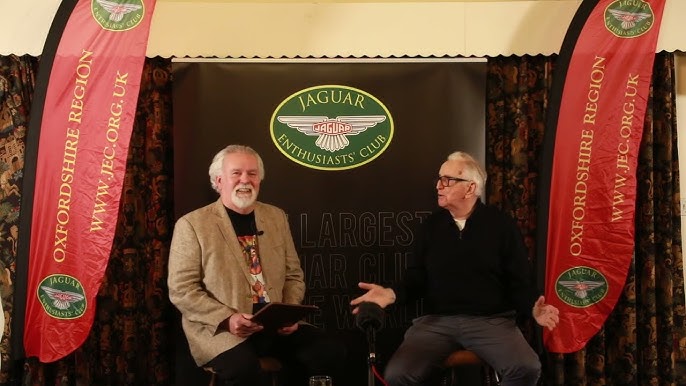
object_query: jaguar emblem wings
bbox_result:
[277,115,387,152]
[608,8,651,30]
[558,280,606,299]
[95,0,143,22]
[41,286,86,310]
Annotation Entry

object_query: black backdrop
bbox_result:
[171,60,486,385]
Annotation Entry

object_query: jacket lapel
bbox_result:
[253,203,278,289]
[212,199,253,284]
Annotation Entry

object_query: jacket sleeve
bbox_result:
[167,216,235,332]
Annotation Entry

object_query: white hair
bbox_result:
[446,151,487,196]
[208,145,265,193]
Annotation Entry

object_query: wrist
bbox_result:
[224,314,234,332]
[388,288,397,303]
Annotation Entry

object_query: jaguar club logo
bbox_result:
[555,266,608,308]
[270,85,394,171]
[92,0,145,31]
[37,274,87,319]
[604,0,654,38]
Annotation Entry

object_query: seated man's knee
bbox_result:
[522,357,541,378]
[299,333,347,373]
[526,352,541,372]
[221,363,261,384]
[500,354,541,381]
[384,364,410,386]
[384,359,427,386]
[319,336,347,363]
[211,356,261,384]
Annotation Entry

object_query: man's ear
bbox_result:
[465,182,478,198]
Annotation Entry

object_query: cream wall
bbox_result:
[2,0,685,57]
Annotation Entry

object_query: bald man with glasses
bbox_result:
[351,151,559,386]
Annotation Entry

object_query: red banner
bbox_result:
[24,0,156,362]
[542,0,665,353]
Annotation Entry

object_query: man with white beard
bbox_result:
[168,145,345,386]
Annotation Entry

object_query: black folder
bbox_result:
[251,302,318,330]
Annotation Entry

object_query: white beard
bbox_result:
[232,184,256,209]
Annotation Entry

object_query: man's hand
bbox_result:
[277,322,299,336]
[350,282,396,314]
[532,296,560,331]
[226,313,263,338]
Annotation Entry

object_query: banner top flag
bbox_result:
[540,0,665,353]
[21,0,157,362]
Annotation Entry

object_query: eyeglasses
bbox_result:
[437,175,471,188]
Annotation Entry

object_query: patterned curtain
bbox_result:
[485,53,686,385]
[0,56,175,385]
[70,56,176,385]
[484,53,555,357]
[0,54,38,384]
[485,54,552,258]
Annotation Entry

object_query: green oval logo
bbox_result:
[555,266,608,308]
[92,0,145,32]
[270,85,394,171]
[37,274,87,319]
[604,0,654,38]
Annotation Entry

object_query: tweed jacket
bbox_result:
[168,199,305,366]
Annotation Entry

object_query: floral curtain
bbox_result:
[0,54,38,384]
[69,56,176,385]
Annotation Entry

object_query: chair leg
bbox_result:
[439,367,455,386]
[446,365,498,386]
[483,364,500,386]
[207,371,216,386]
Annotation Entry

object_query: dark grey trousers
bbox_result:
[384,313,541,386]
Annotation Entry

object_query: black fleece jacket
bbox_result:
[392,201,539,317]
